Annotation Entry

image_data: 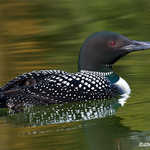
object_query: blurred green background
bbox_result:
[0,0,150,150]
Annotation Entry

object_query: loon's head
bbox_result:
[79,31,150,72]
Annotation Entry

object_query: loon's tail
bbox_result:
[0,88,7,108]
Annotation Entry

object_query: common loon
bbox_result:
[1,31,150,109]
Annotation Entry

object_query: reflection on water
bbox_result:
[7,98,123,126]
[0,0,150,150]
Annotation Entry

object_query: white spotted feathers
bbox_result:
[2,69,115,108]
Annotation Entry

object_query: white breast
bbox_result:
[114,77,131,106]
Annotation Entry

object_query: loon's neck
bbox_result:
[97,64,113,72]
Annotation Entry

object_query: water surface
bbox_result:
[0,0,150,150]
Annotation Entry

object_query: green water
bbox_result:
[0,0,150,150]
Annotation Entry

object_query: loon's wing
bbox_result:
[0,70,66,107]
[0,70,65,91]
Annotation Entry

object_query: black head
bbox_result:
[78,31,150,71]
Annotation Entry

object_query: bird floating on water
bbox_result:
[1,31,150,110]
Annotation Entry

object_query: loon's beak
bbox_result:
[122,40,150,52]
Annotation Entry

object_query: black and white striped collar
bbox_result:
[80,70,113,76]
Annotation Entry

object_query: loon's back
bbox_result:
[0,70,115,109]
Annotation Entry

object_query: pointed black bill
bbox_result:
[122,40,150,52]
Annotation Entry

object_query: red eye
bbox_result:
[108,41,116,47]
